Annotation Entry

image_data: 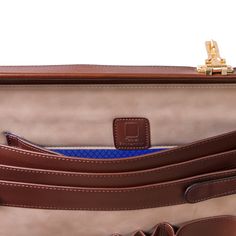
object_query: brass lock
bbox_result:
[197,40,234,75]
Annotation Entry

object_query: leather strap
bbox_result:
[4,130,236,173]
[0,170,235,210]
[114,216,236,236]
[0,130,236,209]
[0,150,236,188]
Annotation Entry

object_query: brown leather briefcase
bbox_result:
[0,40,235,236]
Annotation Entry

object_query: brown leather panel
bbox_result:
[0,169,235,210]
[0,65,236,84]
[2,130,236,173]
[176,215,236,236]
[1,130,236,209]
[117,216,236,236]
[4,132,61,155]
[0,149,236,188]
[185,176,236,203]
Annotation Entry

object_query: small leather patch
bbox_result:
[113,118,151,150]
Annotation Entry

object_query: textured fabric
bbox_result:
[51,148,167,158]
[0,195,235,236]
[1,84,236,147]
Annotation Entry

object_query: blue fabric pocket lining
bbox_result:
[50,148,168,159]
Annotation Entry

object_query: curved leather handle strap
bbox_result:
[176,215,236,236]
[113,216,236,236]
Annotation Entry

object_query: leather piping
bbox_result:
[0,65,236,84]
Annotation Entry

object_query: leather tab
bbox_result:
[113,118,151,150]
[185,176,236,203]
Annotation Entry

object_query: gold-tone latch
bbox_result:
[197,40,234,75]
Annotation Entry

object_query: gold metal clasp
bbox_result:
[197,40,234,75]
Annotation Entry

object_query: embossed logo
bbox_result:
[113,118,150,150]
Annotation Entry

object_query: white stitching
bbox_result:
[0,170,236,193]
[0,150,236,179]
[0,171,235,210]
[1,130,236,164]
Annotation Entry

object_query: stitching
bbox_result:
[0,170,236,193]
[8,136,42,153]
[1,130,236,164]
[3,85,236,89]
[187,177,236,203]
[0,150,236,179]
[17,138,56,155]
[113,118,150,150]
[0,201,185,211]
[18,140,44,153]
[0,171,236,210]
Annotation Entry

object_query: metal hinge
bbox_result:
[197,40,234,75]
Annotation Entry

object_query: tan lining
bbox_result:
[1,84,236,146]
[0,195,235,236]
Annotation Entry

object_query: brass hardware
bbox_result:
[197,40,234,75]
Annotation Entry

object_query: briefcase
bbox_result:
[0,40,235,236]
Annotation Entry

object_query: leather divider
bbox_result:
[0,130,236,209]
[185,176,236,203]
[0,149,236,188]
[0,170,235,210]
[4,132,61,156]
[3,130,236,172]
[113,216,236,236]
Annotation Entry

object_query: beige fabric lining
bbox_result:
[0,84,235,236]
[0,195,235,236]
[0,84,236,146]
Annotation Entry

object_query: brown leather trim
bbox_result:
[1,130,236,209]
[115,216,236,236]
[176,215,236,236]
[0,65,236,84]
[0,149,236,188]
[0,169,235,210]
[4,132,61,156]
[185,176,236,203]
[2,130,236,173]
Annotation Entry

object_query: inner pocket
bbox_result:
[49,146,172,159]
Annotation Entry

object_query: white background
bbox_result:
[0,0,235,66]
